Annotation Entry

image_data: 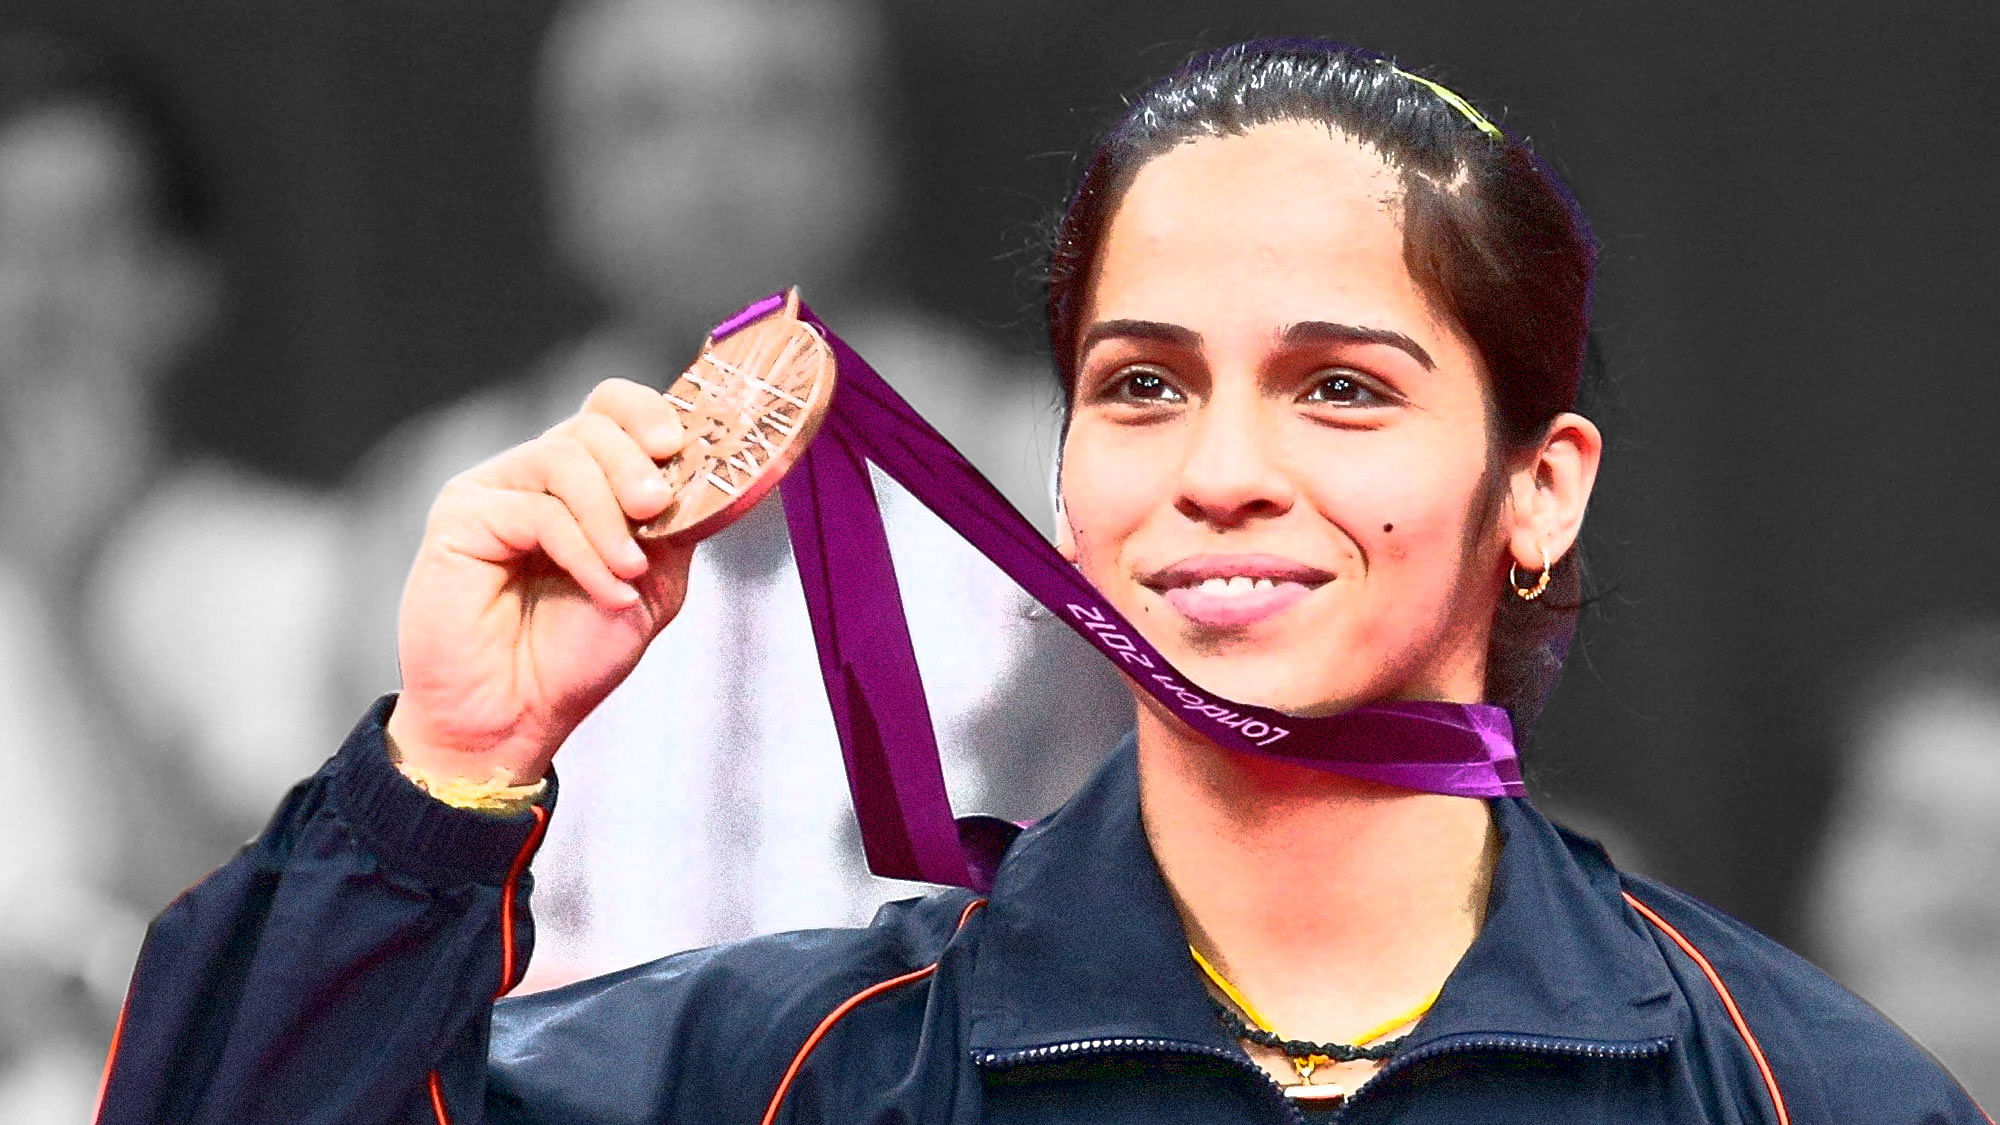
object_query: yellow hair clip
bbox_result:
[1392,65,1504,141]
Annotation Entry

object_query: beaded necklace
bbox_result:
[1189,945,1439,1101]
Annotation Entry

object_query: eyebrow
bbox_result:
[1281,321,1435,371]
[1078,319,1203,354]
[1079,318,1435,372]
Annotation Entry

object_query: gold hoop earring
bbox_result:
[1509,545,1552,602]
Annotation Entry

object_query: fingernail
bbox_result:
[612,582,641,605]
[619,538,646,570]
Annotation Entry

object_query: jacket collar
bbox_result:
[965,735,1682,1061]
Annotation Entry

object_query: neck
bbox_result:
[1136,698,1499,1044]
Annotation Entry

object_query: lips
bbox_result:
[1140,553,1334,629]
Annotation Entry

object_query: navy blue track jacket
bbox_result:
[98,696,1990,1123]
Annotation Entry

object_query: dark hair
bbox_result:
[1046,39,1596,729]
[0,26,212,241]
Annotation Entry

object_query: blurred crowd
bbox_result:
[0,26,346,1119]
[1807,624,2000,1110]
[0,2,1133,1117]
[0,1,1991,1119]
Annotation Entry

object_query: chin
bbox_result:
[1170,647,1367,717]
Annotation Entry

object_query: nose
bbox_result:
[1174,385,1295,528]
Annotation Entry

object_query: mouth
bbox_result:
[1139,553,1335,629]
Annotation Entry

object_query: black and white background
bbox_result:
[2,1,1995,1116]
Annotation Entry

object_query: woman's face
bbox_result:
[1059,122,1513,717]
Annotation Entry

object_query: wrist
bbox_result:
[383,700,549,794]
[394,755,548,816]
[332,696,556,882]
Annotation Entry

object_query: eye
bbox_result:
[1301,369,1394,408]
[1105,365,1186,404]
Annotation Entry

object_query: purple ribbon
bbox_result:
[732,292,1525,892]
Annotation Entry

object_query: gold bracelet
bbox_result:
[390,750,547,815]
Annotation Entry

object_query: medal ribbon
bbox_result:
[714,292,1525,892]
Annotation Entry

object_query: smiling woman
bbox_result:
[1048,52,1598,733]
[1055,119,1599,720]
[1048,112,1606,1100]
[94,37,1989,1125]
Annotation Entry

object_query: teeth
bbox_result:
[1187,575,1284,595]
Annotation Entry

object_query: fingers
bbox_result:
[582,378,687,463]
[436,379,696,610]
[532,432,650,579]
[447,487,642,609]
[568,412,677,525]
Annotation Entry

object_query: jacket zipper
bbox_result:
[976,1033,1674,1124]
[1325,1033,1676,1122]
[976,1037,1319,1124]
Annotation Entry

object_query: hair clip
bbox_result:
[1391,65,1504,140]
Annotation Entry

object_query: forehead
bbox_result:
[1091,122,1462,356]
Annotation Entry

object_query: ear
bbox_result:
[1050,442,1079,562]
[1054,488,1078,562]
[1505,411,1602,571]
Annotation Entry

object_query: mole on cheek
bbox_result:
[1383,523,1394,533]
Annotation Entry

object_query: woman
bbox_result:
[97,39,1986,1124]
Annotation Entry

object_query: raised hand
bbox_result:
[385,378,698,785]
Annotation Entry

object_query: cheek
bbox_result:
[1058,421,1166,563]
[1305,435,1491,579]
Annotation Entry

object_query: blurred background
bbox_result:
[1,0,1995,1117]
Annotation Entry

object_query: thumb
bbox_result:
[632,536,698,629]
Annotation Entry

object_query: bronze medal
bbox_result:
[637,287,836,543]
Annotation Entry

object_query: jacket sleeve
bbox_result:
[95,696,554,1125]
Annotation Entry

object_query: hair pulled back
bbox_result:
[1046,38,1597,729]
